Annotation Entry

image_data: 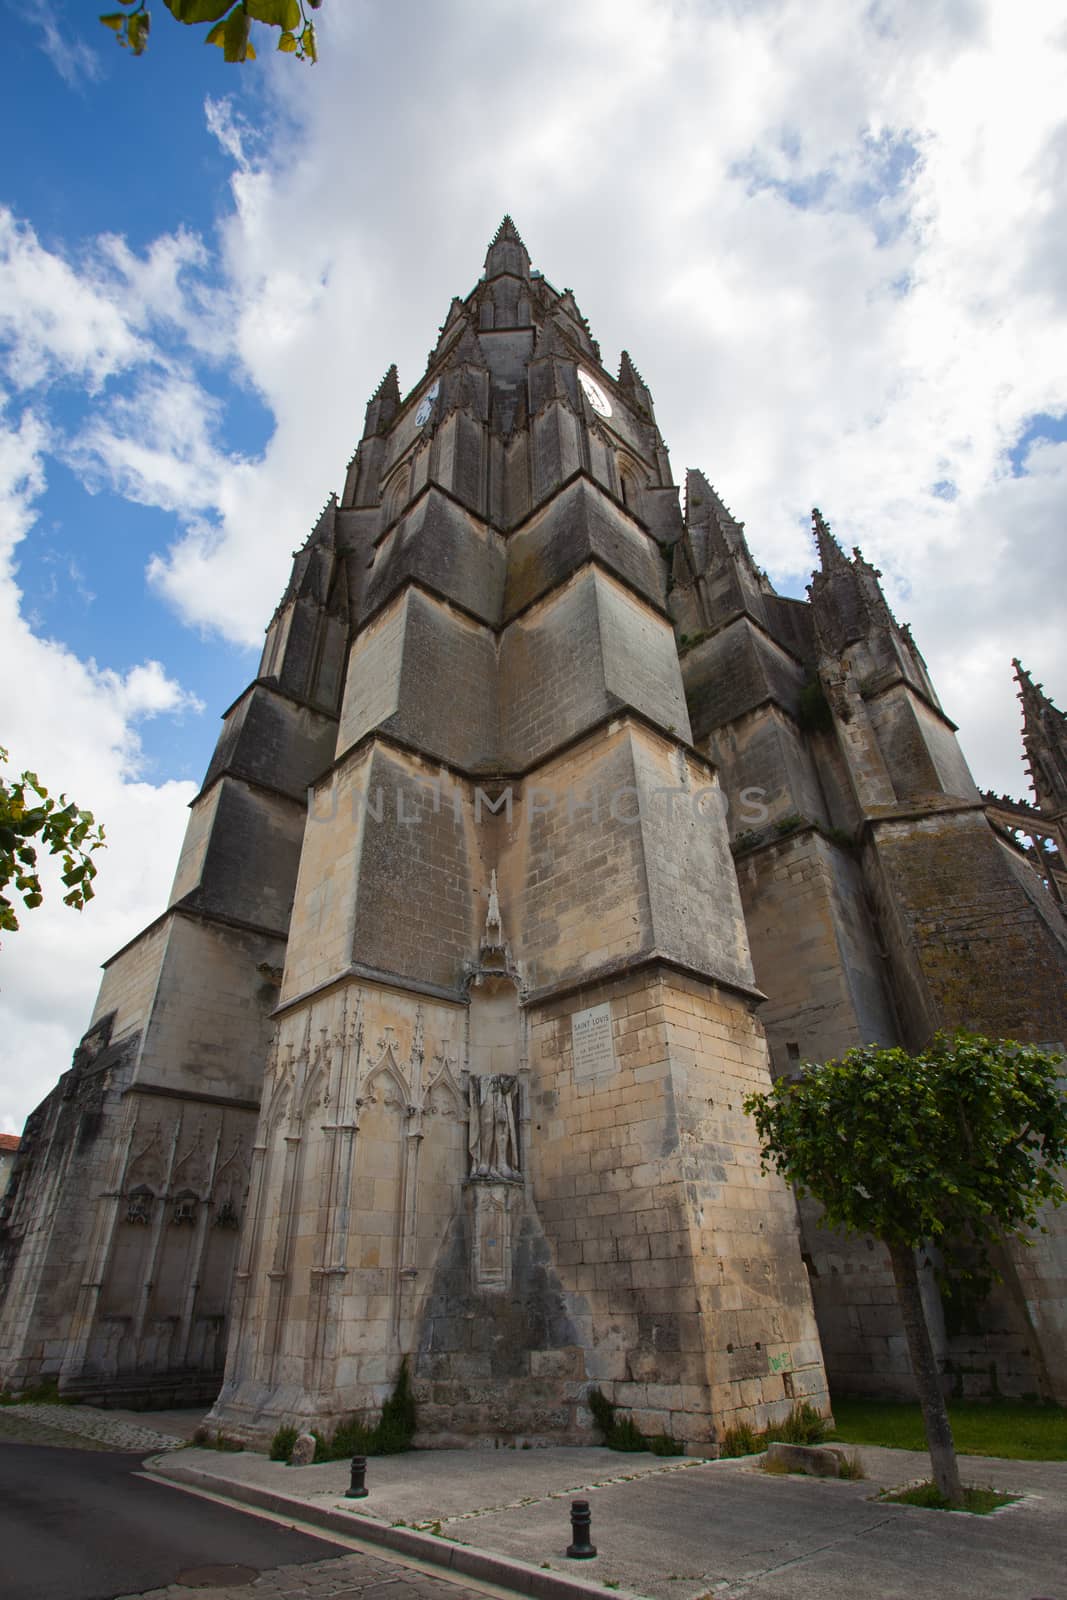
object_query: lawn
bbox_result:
[827,1398,1067,1461]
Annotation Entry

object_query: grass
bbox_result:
[270,1359,418,1465]
[881,1480,1018,1514]
[760,1445,865,1480]
[586,1386,684,1456]
[827,1398,1067,1461]
[0,1379,75,1406]
[720,1402,828,1459]
[269,1425,298,1462]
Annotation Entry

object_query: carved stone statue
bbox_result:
[467,1073,520,1180]
[483,868,504,951]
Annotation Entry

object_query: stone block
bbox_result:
[765,1442,852,1478]
[529,1348,584,1379]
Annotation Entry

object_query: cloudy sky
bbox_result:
[1,0,1064,1132]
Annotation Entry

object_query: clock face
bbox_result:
[415,380,440,427]
[578,369,612,418]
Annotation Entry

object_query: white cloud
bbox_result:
[27,0,104,89]
[0,211,145,391]
[0,398,198,1135]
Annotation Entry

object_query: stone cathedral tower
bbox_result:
[2,221,1065,1436]
[205,217,829,1443]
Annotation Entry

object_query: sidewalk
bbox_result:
[145,1437,1067,1600]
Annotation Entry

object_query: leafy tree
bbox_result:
[744,1033,1067,1506]
[0,747,106,936]
[99,0,323,63]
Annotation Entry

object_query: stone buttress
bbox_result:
[0,499,346,1403]
[674,498,1067,1402]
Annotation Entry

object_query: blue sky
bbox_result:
[1,0,1065,1129]
[4,6,276,783]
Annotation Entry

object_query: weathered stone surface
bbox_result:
[290,1432,317,1466]
[765,1441,852,1477]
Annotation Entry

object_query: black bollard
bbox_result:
[566,1498,596,1559]
[345,1455,369,1499]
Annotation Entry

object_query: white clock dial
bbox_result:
[578,369,612,418]
[415,380,440,427]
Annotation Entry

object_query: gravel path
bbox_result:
[0,1403,184,1452]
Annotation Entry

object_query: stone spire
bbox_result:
[671,470,771,632]
[270,494,337,622]
[812,507,850,572]
[618,349,645,389]
[1015,660,1067,818]
[686,470,755,566]
[808,505,898,659]
[616,350,654,420]
[362,364,401,438]
[483,215,531,282]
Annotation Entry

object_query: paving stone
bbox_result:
[113,1554,482,1600]
[3,1403,183,1451]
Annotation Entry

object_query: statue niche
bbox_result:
[465,1075,522,1296]
[467,1074,520,1181]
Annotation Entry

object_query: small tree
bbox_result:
[744,1033,1067,1506]
[0,747,106,937]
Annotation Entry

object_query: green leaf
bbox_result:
[277,29,297,51]
[165,0,235,21]
[247,0,300,27]
[99,13,126,32]
[128,12,151,54]
[222,5,252,60]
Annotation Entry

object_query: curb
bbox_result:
[146,1456,633,1600]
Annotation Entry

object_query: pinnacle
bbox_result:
[484,215,531,280]
[372,364,401,403]
[1014,659,1066,723]
[490,214,526,248]
[1013,659,1067,816]
[685,469,757,570]
[812,507,850,571]
[363,362,402,438]
[684,468,714,519]
[618,350,647,389]
[1014,658,1044,713]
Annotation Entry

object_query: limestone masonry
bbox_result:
[2,221,1065,1444]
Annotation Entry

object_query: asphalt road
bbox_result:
[0,1441,347,1600]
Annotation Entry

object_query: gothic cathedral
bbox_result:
[2,221,1065,1446]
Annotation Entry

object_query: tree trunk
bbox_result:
[887,1240,964,1506]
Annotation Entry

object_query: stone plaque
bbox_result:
[572,1003,615,1082]
[470,1183,513,1294]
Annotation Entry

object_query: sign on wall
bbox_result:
[572,1002,616,1082]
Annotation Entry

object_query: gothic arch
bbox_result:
[424,1051,462,1119]
[124,1123,166,1192]
[361,1040,409,1112]
[617,454,644,515]
[384,464,412,525]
